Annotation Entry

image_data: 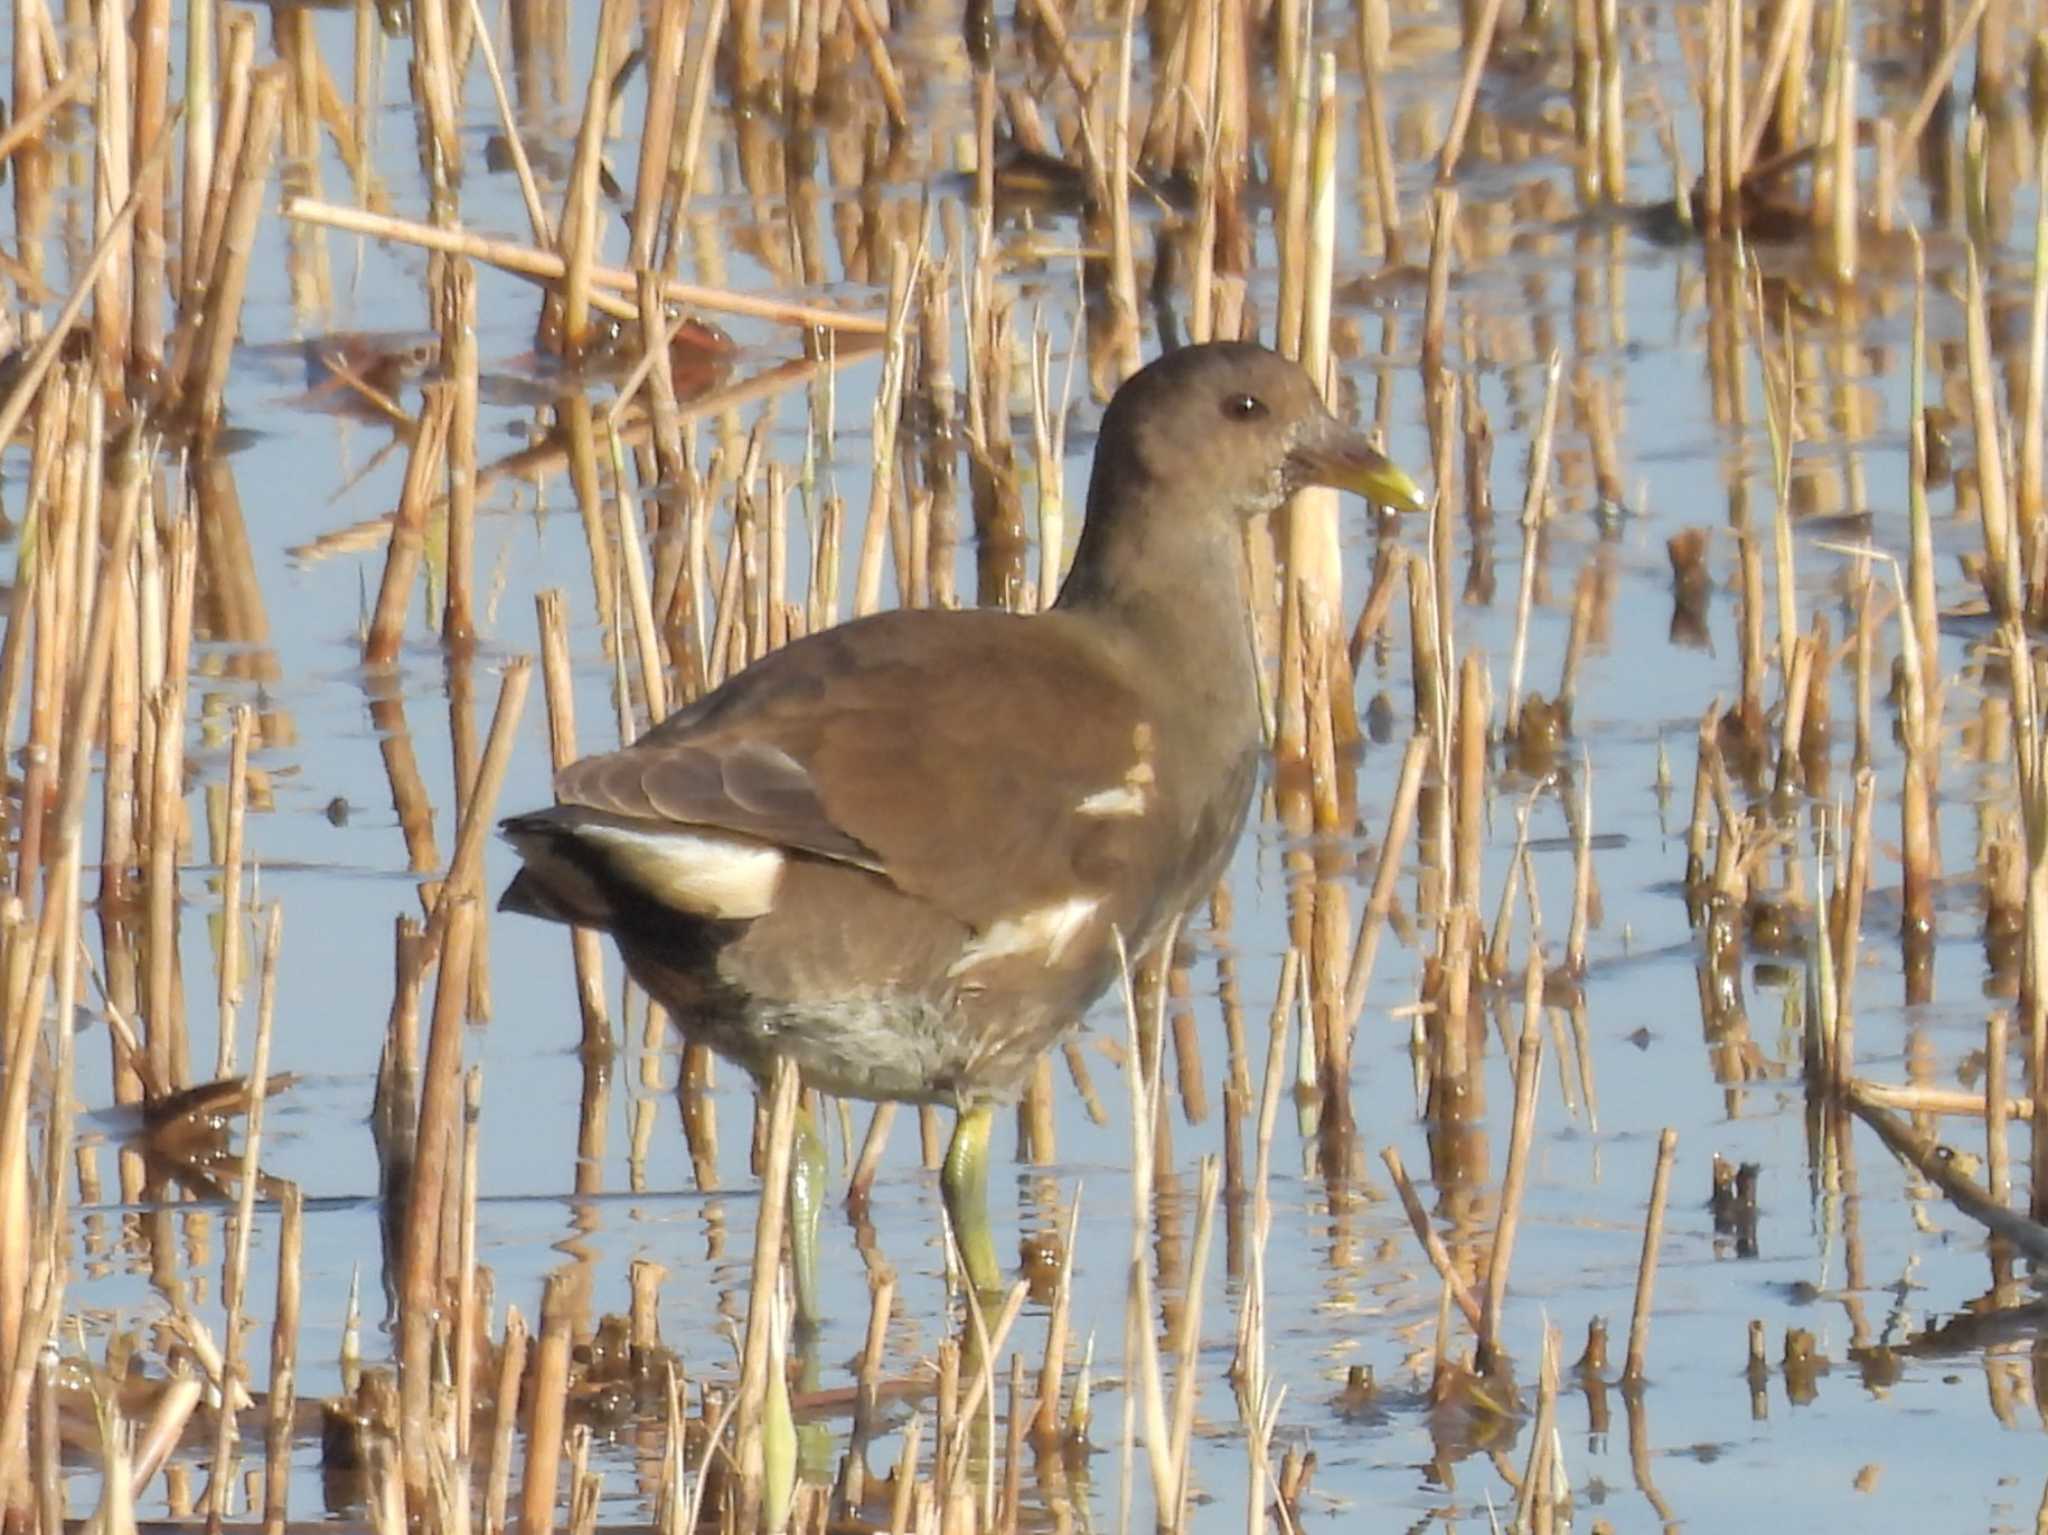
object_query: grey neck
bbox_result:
[1054,494,1263,758]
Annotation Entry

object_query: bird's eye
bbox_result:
[1222,393,1268,422]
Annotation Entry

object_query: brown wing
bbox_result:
[551,606,1168,932]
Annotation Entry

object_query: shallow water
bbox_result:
[20,2,2048,1531]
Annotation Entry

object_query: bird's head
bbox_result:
[1090,341,1427,526]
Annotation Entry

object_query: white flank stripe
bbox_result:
[1077,783,1147,816]
[577,823,784,919]
[950,895,1101,976]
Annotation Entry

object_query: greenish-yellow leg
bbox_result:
[941,1103,1003,1297]
[789,1104,827,1334]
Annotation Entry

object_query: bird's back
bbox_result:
[500,603,1259,1104]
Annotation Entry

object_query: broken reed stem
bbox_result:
[462,0,551,244]
[1988,1008,2011,1206]
[0,68,87,169]
[92,0,134,386]
[0,114,181,452]
[518,1277,574,1535]
[1902,238,1940,939]
[442,259,480,646]
[735,1057,802,1524]
[1480,963,1544,1367]
[484,1307,529,1533]
[854,246,916,619]
[1847,1080,2034,1119]
[1833,767,1876,1070]
[1847,1086,2048,1260]
[144,510,197,1093]
[0,1266,62,1505]
[365,386,456,668]
[190,16,256,309]
[1966,247,2021,621]
[2022,150,2048,538]
[1738,0,1811,174]
[215,704,254,1076]
[667,0,730,230]
[1104,0,1143,382]
[1453,656,1486,919]
[1164,1157,1221,1522]
[1505,354,1564,735]
[262,1182,304,1535]
[185,71,283,431]
[130,0,173,373]
[1565,755,1595,977]
[451,1068,481,1447]
[0,448,142,1356]
[1621,1127,1678,1386]
[627,0,691,270]
[556,0,625,354]
[1381,1145,1485,1332]
[1511,1323,1564,1533]
[440,657,534,914]
[205,904,282,1522]
[535,592,610,1044]
[1898,0,1994,147]
[608,430,670,727]
[1436,0,1508,183]
[410,0,462,179]
[1234,950,1298,1425]
[285,197,887,334]
[1828,55,1857,286]
[398,895,477,1486]
[939,1282,1029,1512]
[1031,1185,1083,1442]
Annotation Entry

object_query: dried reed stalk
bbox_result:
[436,656,531,926]
[364,386,455,668]
[734,1058,802,1526]
[554,0,627,354]
[91,0,135,388]
[442,259,479,646]
[1565,760,1595,978]
[1620,1127,1678,1386]
[484,1307,528,1534]
[627,0,691,269]
[215,706,254,1075]
[0,68,86,169]
[0,120,179,452]
[286,197,886,334]
[1967,247,2022,621]
[183,70,284,431]
[1381,1145,1484,1331]
[410,0,462,180]
[1504,356,1563,733]
[1480,958,1544,1367]
[536,592,610,1044]
[204,904,282,1520]
[398,896,477,1490]
[853,249,916,617]
[0,447,143,1385]
[1846,1086,2048,1260]
[1827,55,1858,285]
[666,0,730,233]
[262,1183,304,1535]
[1437,0,1507,183]
[1898,0,1993,146]
[518,1278,574,1535]
[129,0,172,375]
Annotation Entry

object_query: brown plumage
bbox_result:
[500,340,1424,1298]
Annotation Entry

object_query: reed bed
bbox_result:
[4,0,2048,1532]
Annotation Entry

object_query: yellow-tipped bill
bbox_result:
[1285,413,1429,513]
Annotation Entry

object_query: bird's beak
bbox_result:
[1286,414,1427,513]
